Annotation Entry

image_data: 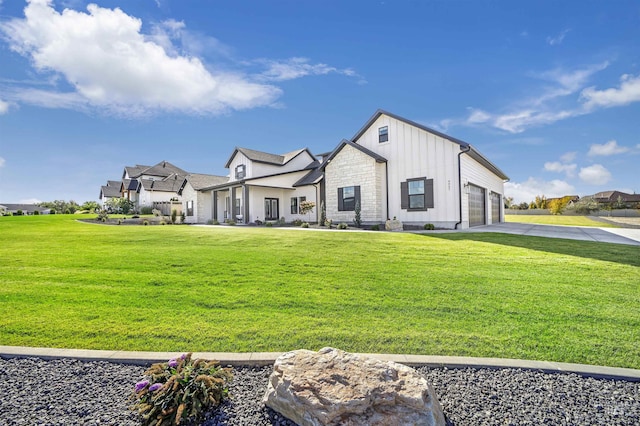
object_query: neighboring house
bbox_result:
[100,161,191,211]
[320,110,509,229]
[195,147,321,224]
[0,204,48,215]
[592,191,640,208]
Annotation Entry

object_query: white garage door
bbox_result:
[468,184,486,227]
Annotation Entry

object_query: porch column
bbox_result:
[243,185,250,223]
[213,190,218,221]
[231,187,236,220]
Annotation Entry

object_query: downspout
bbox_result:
[454,145,472,229]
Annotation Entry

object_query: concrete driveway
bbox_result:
[460,222,640,246]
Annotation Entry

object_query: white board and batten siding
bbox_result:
[353,114,461,227]
[460,154,505,228]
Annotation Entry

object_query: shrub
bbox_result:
[143,220,149,226]
[16,210,23,216]
[265,222,273,227]
[171,209,177,224]
[131,215,140,219]
[337,222,348,230]
[301,222,309,228]
[353,200,361,227]
[181,212,186,224]
[423,223,435,230]
[117,219,122,225]
[278,217,286,226]
[33,210,40,216]
[227,221,236,226]
[324,219,333,229]
[371,224,380,231]
[101,217,107,223]
[292,219,303,226]
[96,209,109,222]
[65,208,71,214]
[140,206,154,215]
[131,353,232,426]
[160,220,166,225]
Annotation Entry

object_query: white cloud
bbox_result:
[0,156,5,167]
[579,164,612,185]
[588,140,629,156]
[256,57,362,82]
[461,63,608,133]
[544,161,577,177]
[546,29,570,46]
[505,178,575,204]
[0,1,282,116]
[19,197,42,204]
[560,151,577,162]
[0,98,9,114]
[581,74,640,109]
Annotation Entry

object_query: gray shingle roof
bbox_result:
[224,147,314,168]
[140,177,184,193]
[124,165,150,178]
[320,139,387,171]
[186,173,229,190]
[100,185,122,198]
[138,161,188,178]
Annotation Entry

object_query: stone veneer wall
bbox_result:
[325,145,384,223]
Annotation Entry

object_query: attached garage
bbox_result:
[468,184,486,227]
[491,192,501,224]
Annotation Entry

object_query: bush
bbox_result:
[301,222,309,228]
[33,210,40,216]
[16,210,23,216]
[319,200,326,226]
[278,217,286,226]
[143,220,149,226]
[371,224,380,231]
[337,222,348,230]
[423,223,435,230]
[181,212,186,224]
[160,220,166,225]
[140,206,154,215]
[265,221,273,227]
[292,219,303,226]
[117,219,122,225]
[131,353,232,426]
[171,210,177,224]
[324,219,333,229]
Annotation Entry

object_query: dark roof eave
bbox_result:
[319,139,387,171]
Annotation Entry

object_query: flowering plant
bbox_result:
[131,353,232,426]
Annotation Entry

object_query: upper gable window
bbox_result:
[378,126,389,143]
[235,164,246,179]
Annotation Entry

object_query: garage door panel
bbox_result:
[468,184,485,227]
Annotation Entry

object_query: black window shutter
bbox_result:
[400,181,408,209]
[425,178,434,208]
[338,187,344,211]
[354,186,361,206]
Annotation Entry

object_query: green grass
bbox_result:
[506,214,617,227]
[1,215,639,368]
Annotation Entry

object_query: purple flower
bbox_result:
[180,353,187,360]
[149,383,163,392]
[135,380,149,392]
[168,358,178,368]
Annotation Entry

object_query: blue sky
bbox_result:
[0,0,639,204]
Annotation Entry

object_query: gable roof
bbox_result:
[224,147,315,168]
[100,184,122,198]
[139,161,188,178]
[320,139,387,171]
[293,160,323,187]
[123,165,150,179]
[352,109,509,181]
[140,177,184,193]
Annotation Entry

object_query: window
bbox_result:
[186,200,194,216]
[378,126,389,143]
[234,198,241,216]
[338,186,360,211]
[235,164,246,179]
[291,196,307,214]
[401,178,434,211]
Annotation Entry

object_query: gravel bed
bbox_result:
[1,357,638,425]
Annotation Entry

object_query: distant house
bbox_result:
[0,204,48,215]
[591,191,640,208]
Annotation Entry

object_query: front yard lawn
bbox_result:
[0,215,638,368]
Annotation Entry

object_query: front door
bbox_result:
[264,198,279,220]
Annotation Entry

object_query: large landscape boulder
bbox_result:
[263,347,446,426]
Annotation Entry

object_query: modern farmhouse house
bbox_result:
[320,110,509,229]
[101,110,508,228]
